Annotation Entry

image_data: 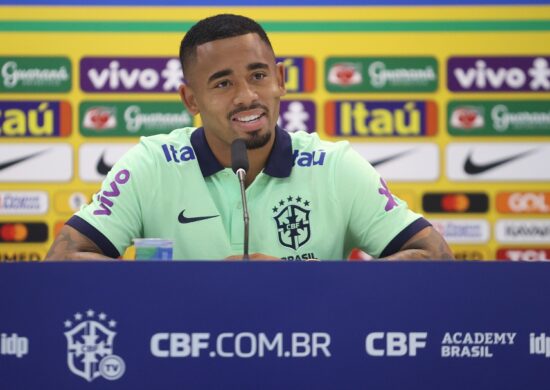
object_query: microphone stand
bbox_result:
[236,168,250,261]
[231,138,250,261]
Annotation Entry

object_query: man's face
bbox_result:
[180,33,286,152]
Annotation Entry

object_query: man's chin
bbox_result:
[244,130,272,150]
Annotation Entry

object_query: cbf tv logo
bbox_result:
[64,310,125,382]
[273,196,312,250]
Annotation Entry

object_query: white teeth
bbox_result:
[235,114,261,123]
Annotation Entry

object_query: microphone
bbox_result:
[231,139,250,260]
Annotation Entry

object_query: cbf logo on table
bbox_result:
[64,309,126,382]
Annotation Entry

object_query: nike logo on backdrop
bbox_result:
[370,150,413,167]
[96,151,113,176]
[0,150,47,172]
[178,210,219,224]
[464,149,536,175]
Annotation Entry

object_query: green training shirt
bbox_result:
[68,127,429,260]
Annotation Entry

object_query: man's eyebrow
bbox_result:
[207,63,270,84]
[248,62,269,71]
[208,69,232,84]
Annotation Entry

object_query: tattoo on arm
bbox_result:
[382,227,455,261]
[45,226,113,261]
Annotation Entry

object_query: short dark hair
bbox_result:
[179,14,273,78]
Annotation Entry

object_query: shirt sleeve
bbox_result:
[334,142,428,258]
[68,138,156,257]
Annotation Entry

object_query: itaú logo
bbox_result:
[365,332,427,357]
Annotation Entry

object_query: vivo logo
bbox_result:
[454,60,526,89]
[448,57,550,92]
[93,169,130,216]
[81,58,183,93]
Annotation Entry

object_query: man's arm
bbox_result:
[45,225,115,261]
[382,226,455,260]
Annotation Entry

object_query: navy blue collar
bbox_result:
[190,126,293,178]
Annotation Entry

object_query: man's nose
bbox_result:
[233,81,259,106]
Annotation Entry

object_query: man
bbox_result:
[46,14,453,261]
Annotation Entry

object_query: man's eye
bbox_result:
[215,80,230,88]
[253,72,266,80]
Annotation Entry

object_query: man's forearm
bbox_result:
[45,225,114,261]
[382,226,455,260]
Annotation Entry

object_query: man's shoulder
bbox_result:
[289,130,351,157]
[140,127,196,147]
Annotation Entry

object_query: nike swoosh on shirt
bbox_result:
[370,150,413,167]
[0,150,47,172]
[178,210,219,224]
[96,151,113,176]
[463,149,536,175]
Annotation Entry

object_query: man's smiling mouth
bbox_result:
[233,113,265,123]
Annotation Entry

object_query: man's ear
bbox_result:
[179,83,199,115]
[276,62,287,97]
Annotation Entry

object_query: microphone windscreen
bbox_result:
[231,139,249,173]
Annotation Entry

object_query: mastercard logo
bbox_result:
[0,223,28,241]
[0,222,48,243]
[423,193,488,213]
[441,194,470,212]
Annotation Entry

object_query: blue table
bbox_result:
[1,261,549,389]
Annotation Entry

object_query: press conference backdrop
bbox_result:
[0,1,549,261]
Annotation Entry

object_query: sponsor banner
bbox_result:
[0,222,48,243]
[79,143,135,182]
[451,246,491,261]
[80,57,182,93]
[0,144,72,182]
[54,191,91,214]
[448,100,550,136]
[278,100,316,133]
[277,56,315,93]
[430,219,490,243]
[422,192,489,213]
[0,101,71,137]
[0,56,71,93]
[496,192,550,214]
[0,246,45,262]
[446,143,550,181]
[79,101,193,136]
[325,100,437,137]
[496,248,550,261]
[0,191,48,215]
[351,142,439,181]
[326,56,437,92]
[495,219,550,243]
[447,56,550,92]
